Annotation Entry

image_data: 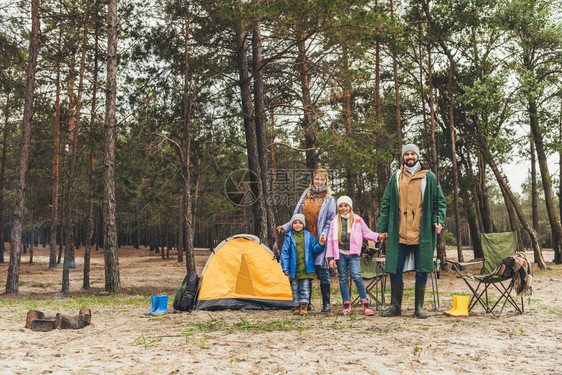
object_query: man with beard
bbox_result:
[377,144,446,318]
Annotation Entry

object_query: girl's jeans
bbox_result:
[336,253,368,302]
[291,278,312,305]
[389,243,428,285]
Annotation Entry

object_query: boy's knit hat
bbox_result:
[336,195,353,209]
[401,144,420,159]
[290,213,306,228]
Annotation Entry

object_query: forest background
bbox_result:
[0,0,561,294]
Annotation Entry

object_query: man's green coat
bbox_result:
[377,168,446,274]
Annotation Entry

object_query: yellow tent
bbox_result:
[195,235,293,310]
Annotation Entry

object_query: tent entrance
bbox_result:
[235,252,256,296]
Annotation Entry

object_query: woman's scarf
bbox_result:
[310,185,327,197]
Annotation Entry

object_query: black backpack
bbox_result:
[173,271,200,312]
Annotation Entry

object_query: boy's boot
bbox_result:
[414,284,428,319]
[320,284,331,313]
[382,283,403,317]
[300,302,309,316]
[362,300,374,316]
[292,305,301,315]
[342,301,352,315]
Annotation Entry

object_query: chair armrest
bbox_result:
[447,260,483,267]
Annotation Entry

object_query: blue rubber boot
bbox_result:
[152,295,168,315]
[145,296,157,315]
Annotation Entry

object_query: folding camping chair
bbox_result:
[350,252,387,310]
[448,231,525,317]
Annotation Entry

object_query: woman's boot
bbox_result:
[320,284,331,313]
[382,283,403,317]
[414,284,428,319]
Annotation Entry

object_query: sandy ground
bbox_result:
[0,245,561,375]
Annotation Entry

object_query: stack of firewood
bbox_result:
[25,309,92,332]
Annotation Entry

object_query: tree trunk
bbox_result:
[528,98,562,264]
[448,68,463,261]
[29,200,35,263]
[48,3,64,270]
[182,8,195,273]
[480,143,546,269]
[6,0,40,294]
[559,101,562,236]
[235,11,268,242]
[374,1,380,123]
[0,90,9,263]
[425,40,446,265]
[252,19,277,249]
[177,195,184,263]
[84,7,99,289]
[103,0,121,293]
[296,31,318,172]
[459,178,483,259]
[63,3,91,293]
[417,27,430,159]
[62,35,79,294]
[390,0,402,157]
[530,138,539,232]
[477,154,494,233]
[159,213,165,260]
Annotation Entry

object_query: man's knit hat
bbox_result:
[290,213,306,228]
[401,144,420,159]
[336,195,353,209]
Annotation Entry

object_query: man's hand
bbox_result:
[283,270,289,276]
[379,232,388,241]
[329,259,336,270]
[434,223,443,234]
[277,226,285,234]
[319,235,326,246]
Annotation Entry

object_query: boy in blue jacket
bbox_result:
[281,214,326,315]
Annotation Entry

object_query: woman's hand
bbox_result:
[329,259,336,270]
[277,226,285,234]
[434,223,443,234]
[283,270,289,276]
[319,235,326,246]
[379,232,388,241]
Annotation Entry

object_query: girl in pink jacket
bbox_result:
[326,196,379,316]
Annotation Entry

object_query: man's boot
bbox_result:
[414,284,428,319]
[382,283,403,317]
[320,284,331,313]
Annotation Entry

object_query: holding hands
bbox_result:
[319,234,326,246]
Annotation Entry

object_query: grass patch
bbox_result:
[182,316,309,335]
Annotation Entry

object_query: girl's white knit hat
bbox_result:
[336,195,353,209]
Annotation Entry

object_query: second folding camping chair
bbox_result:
[448,231,528,317]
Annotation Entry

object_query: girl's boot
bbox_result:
[362,300,374,316]
[342,301,352,315]
[292,305,301,315]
